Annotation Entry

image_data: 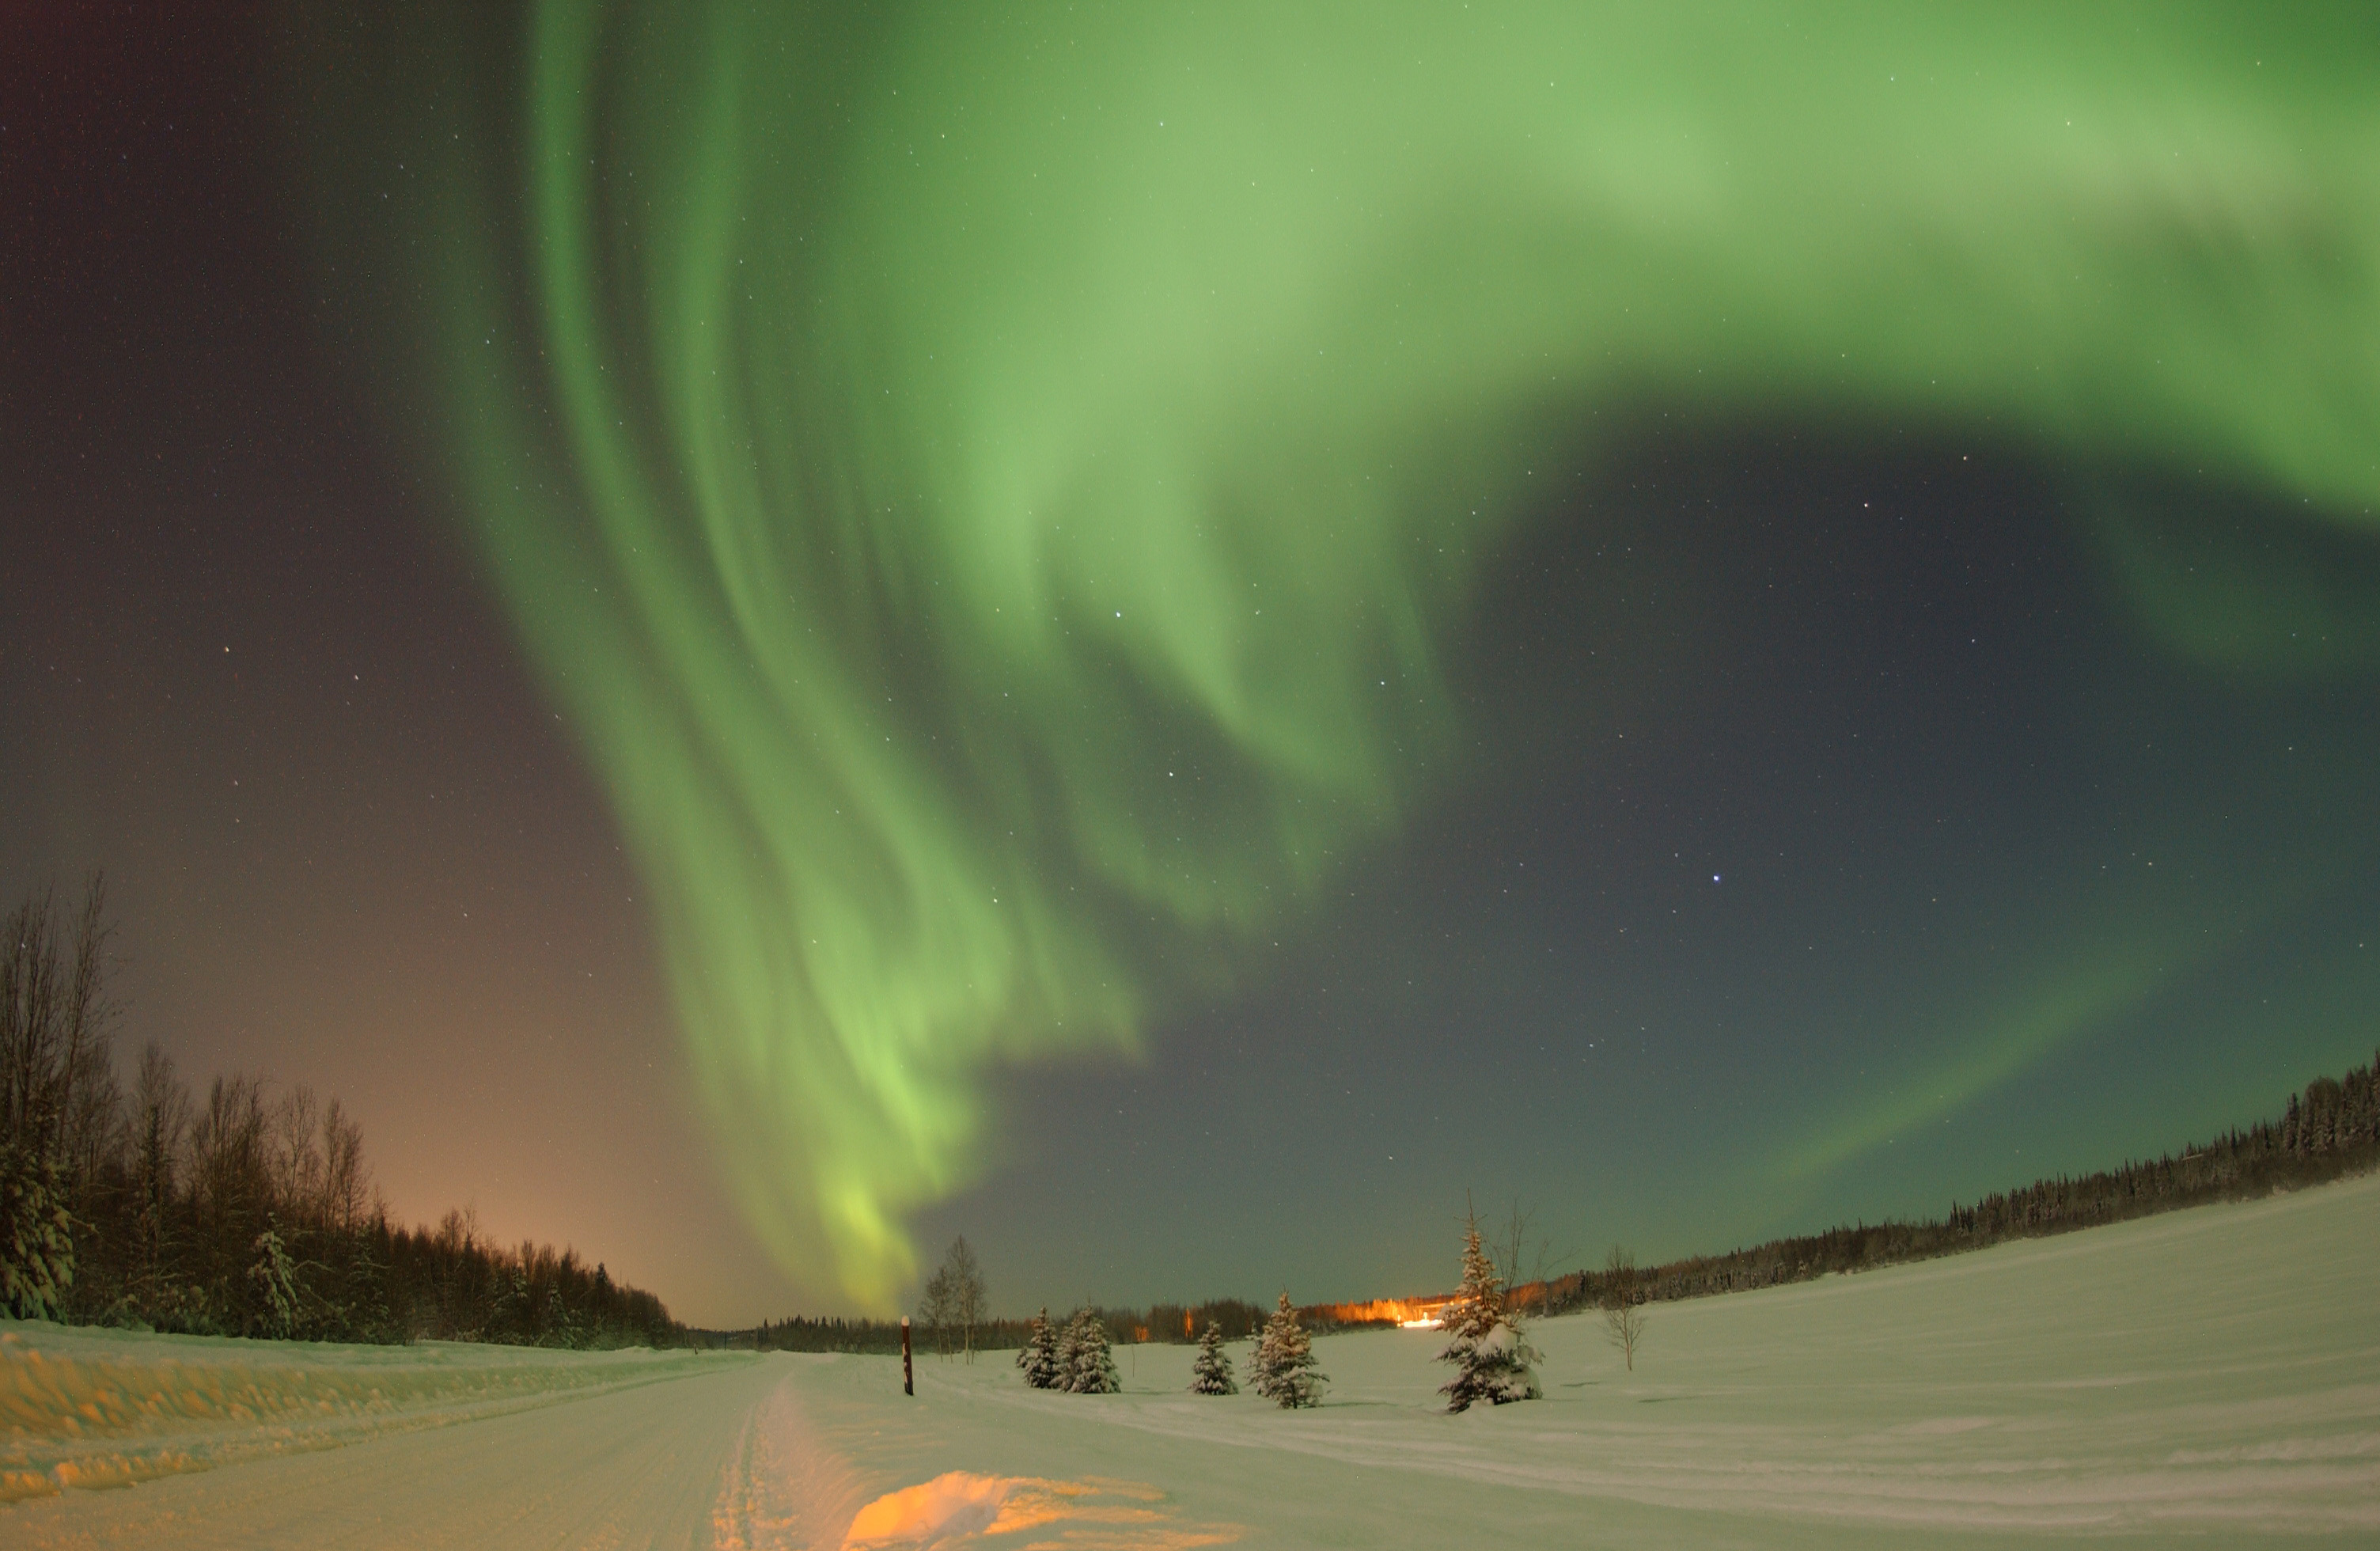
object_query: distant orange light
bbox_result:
[1312,1296,1452,1328]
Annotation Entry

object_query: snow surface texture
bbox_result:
[5,1174,2376,1547]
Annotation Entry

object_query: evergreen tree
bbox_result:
[1052,1304,1080,1378]
[1189,1319,1237,1394]
[1017,1306,1062,1389]
[0,1144,74,1321]
[1437,1215,1541,1410]
[1250,1291,1325,1408]
[1062,1306,1120,1394]
[248,1217,301,1340]
[541,1281,578,1348]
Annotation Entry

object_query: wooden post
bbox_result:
[901,1315,913,1396]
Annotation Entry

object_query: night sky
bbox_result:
[6,4,2376,1326]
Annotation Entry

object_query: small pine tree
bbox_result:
[1017,1307,1062,1389]
[1437,1215,1541,1410]
[1063,1306,1120,1394]
[542,1282,578,1348]
[248,1217,301,1340]
[1189,1320,1237,1394]
[1250,1292,1325,1408]
[1052,1305,1080,1378]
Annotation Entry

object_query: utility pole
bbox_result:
[901,1315,914,1396]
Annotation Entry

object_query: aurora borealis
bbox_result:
[6,3,2378,1321]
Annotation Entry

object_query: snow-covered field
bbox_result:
[7,1172,2376,1548]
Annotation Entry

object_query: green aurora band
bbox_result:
[344,3,2379,1305]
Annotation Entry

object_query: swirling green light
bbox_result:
[376,2,2377,1304]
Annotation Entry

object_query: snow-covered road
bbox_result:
[7,1172,2377,1547]
[7,1344,779,1547]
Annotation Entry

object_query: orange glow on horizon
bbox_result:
[1311,1296,1450,1326]
[1313,1280,1556,1330]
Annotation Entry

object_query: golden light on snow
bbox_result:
[839,1473,1240,1549]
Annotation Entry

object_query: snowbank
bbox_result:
[0,1326,728,1503]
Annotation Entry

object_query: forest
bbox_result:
[739,1297,1275,1356]
[1529,1048,2380,1319]
[0,881,678,1347]
[775,1052,2380,1353]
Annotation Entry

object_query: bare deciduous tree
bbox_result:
[917,1236,987,1362]
[947,1236,985,1363]
[1487,1199,1569,1324]
[59,880,123,1214]
[321,1098,370,1234]
[273,1085,324,1228]
[130,1043,191,1287]
[191,1075,269,1242]
[2,889,65,1152]
[1603,1244,1647,1371]
[2,875,119,1167]
[917,1261,956,1357]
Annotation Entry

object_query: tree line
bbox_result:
[1,879,680,1347]
[742,1235,1281,1356]
[650,1049,2380,1360]
[742,1295,1277,1356]
[1532,1049,2380,1318]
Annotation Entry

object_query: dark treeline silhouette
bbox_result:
[739,1054,2380,1349]
[1048,1298,1274,1344]
[741,1314,1033,1356]
[737,1297,1276,1355]
[1,879,679,1347]
[1533,1050,2380,1317]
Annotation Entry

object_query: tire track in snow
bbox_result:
[710,1358,871,1549]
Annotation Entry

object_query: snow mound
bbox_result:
[840,1472,1014,1546]
[840,1472,1236,1549]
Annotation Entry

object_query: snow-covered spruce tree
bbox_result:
[1189,1320,1237,1394]
[1052,1306,1081,1381]
[247,1216,301,1340]
[1017,1306,1062,1389]
[1251,1292,1325,1408]
[1437,1215,1541,1410]
[1062,1306,1120,1394]
[0,1144,74,1322]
